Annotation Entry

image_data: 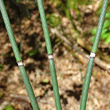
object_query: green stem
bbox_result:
[0,0,39,110]
[36,0,62,110]
[36,0,52,54]
[80,0,108,110]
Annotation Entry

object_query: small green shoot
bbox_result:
[28,49,38,56]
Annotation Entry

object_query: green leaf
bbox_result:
[91,28,97,35]
[78,0,89,5]
[67,0,74,9]
[28,49,37,56]
[103,20,110,28]
[90,36,95,42]
[101,29,107,35]
[43,78,49,83]
[104,35,110,44]
[102,33,109,39]
[4,105,16,110]
[105,13,110,18]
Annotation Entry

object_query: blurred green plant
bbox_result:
[50,0,89,18]
[46,14,61,27]
[27,43,41,56]
[91,13,110,44]
[43,78,49,83]
[0,64,3,71]
[16,0,19,2]
[50,0,61,7]
[28,49,38,56]
[4,105,16,110]
[15,0,30,3]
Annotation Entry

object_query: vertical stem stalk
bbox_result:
[80,0,108,110]
[36,0,62,110]
[0,0,39,110]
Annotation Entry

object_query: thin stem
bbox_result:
[80,0,108,110]
[35,0,62,110]
[0,0,39,110]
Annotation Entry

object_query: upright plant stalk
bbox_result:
[80,0,108,110]
[36,0,62,110]
[0,0,39,110]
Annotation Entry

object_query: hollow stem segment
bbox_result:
[0,0,39,110]
[36,0,62,110]
[80,0,108,110]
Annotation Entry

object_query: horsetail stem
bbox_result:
[80,0,108,110]
[0,0,39,110]
[36,0,62,110]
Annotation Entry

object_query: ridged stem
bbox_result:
[80,0,108,110]
[0,0,39,110]
[36,0,62,110]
